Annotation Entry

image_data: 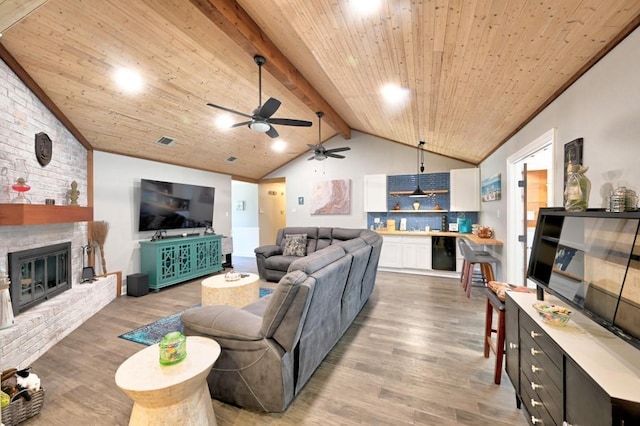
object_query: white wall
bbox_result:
[231,181,259,256]
[265,130,473,228]
[479,27,640,279]
[93,152,232,278]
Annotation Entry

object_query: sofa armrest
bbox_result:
[181,305,264,341]
[254,244,283,258]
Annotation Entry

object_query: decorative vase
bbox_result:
[10,158,31,204]
[393,202,401,210]
[11,177,31,204]
[413,201,420,210]
[564,162,590,212]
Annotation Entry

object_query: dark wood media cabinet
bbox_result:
[506,292,640,425]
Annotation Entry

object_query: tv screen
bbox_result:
[138,179,215,232]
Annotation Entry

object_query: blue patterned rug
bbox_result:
[118,287,273,346]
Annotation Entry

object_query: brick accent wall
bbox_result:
[0,58,89,281]
[0,59,115,367]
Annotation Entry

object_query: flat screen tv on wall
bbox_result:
[138,179,215,232]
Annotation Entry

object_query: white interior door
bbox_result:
[507,129,555,285]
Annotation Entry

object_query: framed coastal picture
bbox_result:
[481,173,502,202]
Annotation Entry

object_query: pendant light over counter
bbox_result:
[409,141,427,197]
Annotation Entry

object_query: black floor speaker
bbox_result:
[127,273,149,297]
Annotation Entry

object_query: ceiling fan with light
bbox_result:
[207,55,312,138]
[307,112,350,161]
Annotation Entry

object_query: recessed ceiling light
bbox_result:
[349,0,382,16]
[215,114,235,129]
[380,83,410,105]
[271,140,287,153]
[113,67,144,93]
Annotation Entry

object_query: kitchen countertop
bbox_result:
[375,230,503,246]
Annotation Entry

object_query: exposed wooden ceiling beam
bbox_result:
[0,0,49,33]
[188,0,351,139]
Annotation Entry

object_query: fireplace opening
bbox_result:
[8,242,71,316]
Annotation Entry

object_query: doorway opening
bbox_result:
[506,129,555,285]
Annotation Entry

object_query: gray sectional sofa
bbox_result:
[181,227,382,412]
[255,227,373,282]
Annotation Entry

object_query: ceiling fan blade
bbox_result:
[326,153,346,159]
[268,118,313,127]
[230,121,253,128]
[266,126,279,138]
[206,102,253,119]
[307,144,319,151]
[307,155,316,161]
[258,97,281,118]
[325,147,351,153]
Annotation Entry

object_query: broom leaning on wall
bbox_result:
[91,221,110,274]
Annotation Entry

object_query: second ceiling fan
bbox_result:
[308,112,350,161]
[207,55,312,138]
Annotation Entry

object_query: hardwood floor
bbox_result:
[21,258,527,425]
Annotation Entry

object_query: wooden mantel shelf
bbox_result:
[0,204,93,226]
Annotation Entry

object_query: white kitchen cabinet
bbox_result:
[363,174,387,212]
[402,237,432,270]
[450,168,480,212]
[380,235,431,271]
[379,235,402,267]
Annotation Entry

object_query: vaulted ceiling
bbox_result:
[1,0,639,182]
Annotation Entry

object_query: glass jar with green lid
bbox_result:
[159,331,187,365]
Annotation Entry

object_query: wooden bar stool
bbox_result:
[460,242,497,298]
[484,288,506,384]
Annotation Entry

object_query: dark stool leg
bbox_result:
[494,309,506,385]
[484,298,492,358]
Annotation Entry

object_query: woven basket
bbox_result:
[1,388,45,426]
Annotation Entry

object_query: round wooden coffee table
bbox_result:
[201,273,259,307]
[115,336,220,425]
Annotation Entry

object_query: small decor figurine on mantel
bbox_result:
[68,180,80,205]
[413,201,420,210]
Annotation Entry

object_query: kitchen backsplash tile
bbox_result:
[367,173,478,232]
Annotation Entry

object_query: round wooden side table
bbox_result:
[201,273,259,307]
[115,336,220,425]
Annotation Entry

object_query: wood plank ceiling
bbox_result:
[1,0,639,181]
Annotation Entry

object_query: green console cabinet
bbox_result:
[140,235,223,290]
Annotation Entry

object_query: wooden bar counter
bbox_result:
[376,230,503,246]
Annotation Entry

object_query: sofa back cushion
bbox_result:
[260,270,313,352]
[331,227,364,242]
[333,238,372,326]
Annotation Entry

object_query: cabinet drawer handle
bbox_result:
[531,364,542,373]
[530,398,542,407]
[531,415,543,424]
[509,342,518,349]
[531,381,542,390]
[530,348,543,355]
[530,330,542,338]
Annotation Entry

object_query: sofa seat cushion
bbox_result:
[282,233,308,256]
